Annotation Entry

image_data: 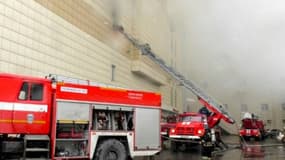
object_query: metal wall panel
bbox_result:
[135,107,160,149]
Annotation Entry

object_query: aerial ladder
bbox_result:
[113,25,235,129]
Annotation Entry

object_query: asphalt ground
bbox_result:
[134,136,285,160]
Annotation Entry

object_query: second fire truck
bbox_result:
[239,112,266,141]
[168,98,234,154]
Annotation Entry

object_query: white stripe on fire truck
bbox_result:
[0,102,48,112]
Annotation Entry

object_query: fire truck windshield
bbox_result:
[179,116,202,122]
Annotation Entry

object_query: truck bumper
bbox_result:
[161,132,168,135]
[169,135,201,139]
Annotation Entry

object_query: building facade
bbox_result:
[0,0,183,114]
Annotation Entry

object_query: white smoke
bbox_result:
[167,0,285,123]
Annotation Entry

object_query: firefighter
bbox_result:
[199,106,211,117]
[214,126,228,150]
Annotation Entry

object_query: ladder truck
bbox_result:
[0,73,161,160]
[114,25,236,155]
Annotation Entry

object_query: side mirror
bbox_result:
[18,91,26,100]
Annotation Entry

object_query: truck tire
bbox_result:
[95,139,127,160]
[255,135,262,141]
[170,141,178,152]
[201,144,214,158]
[241,136,249,141]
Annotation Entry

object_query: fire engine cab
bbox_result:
[0,73,161,160]
[168,112,207,150]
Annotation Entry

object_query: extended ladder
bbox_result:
[114,25,235,124]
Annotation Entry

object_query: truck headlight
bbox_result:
[198,129,203,134]
[171,129,176,133]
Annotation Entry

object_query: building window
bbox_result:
[111,64,116,81]
[267,120,272,124]
[241,104,248,112]
[261,104,269,111]
[282,103,285,111]
[282,119,285,125]
[186,104,190,112]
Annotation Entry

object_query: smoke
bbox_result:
[167,0,285,103]
[105,0,285,115]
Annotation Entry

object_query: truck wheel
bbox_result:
[170,141,178,152]
[201,145,214,158]
[95,139,127,160]
[241,136,249,141]
[255,135,262,141]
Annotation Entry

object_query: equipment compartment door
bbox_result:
[135,108,160,150]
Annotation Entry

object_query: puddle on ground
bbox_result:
[135,136,285,160]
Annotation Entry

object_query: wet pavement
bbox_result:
[135,136,285,160]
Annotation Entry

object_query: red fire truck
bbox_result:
[239,112,266,141]
[168,112,206,149]
[160,114,176,138]
[0,73,161,160]
[168,98,234,154]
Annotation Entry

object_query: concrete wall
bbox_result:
[0,0,182,112]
